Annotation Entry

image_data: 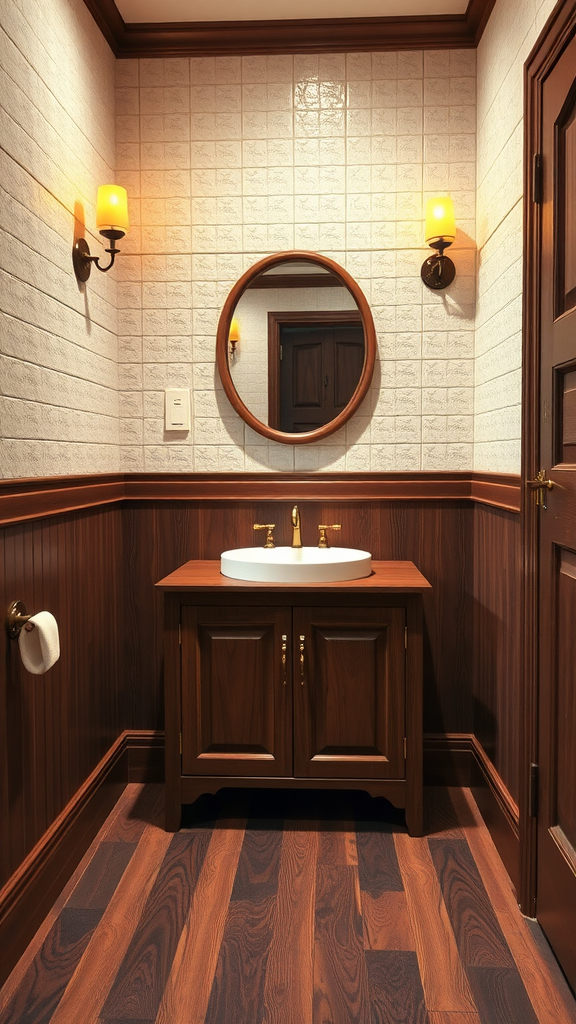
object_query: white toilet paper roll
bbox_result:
[18,611,60,674]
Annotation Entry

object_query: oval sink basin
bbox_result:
[220,546,372,583]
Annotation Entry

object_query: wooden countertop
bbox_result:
[156,559,432,593]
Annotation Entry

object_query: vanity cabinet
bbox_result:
[156,560,431,836]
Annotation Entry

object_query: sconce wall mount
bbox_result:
[421,240,456,290]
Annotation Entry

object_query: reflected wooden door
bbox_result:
[536,23,576,990]
[267,312,364,432]
[279,324,364,433]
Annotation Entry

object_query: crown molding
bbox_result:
[82,0,496,56]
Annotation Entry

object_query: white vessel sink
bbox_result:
[220,546,372,583]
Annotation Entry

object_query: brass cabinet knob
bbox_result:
[281,634,287,684]
[317,524,341,548]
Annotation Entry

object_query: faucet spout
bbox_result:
[291,505,302,548]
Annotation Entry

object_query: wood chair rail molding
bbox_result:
[0,472,521,526]
[82,0,496,56]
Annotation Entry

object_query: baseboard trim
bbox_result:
[424,732,520,894]
[469,736,520,895]
[0,730,161,986]
[127,730,166,782]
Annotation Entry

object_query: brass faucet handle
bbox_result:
[253,523,276,548]
[317,524,341,548]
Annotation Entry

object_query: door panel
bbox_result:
[556,82,576,316]
[555,553,576,850]
[293,606,405,779]
[279,323,364,432]
[536,25,576,990]
[334,331,365,409]
[181,606,292,777]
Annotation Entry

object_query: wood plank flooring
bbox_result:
[0,785,575,1024]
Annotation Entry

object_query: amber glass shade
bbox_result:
[96,185,129,235]
[425,196,455,246]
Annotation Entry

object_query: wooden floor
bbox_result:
[0,785,575,1024]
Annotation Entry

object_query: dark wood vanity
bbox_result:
[156,560,431,836]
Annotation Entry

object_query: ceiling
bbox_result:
[115,0,468,23]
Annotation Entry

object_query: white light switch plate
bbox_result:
[165,388,191,431]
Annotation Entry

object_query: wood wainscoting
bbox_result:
[0,471,522,983]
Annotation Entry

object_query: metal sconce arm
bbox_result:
[73,229,124,283]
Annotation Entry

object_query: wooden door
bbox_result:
[180,606,292,777]
[534,23,576,990]
[293,606,405,779]
[278,324,364,432]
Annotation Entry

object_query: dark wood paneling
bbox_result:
[0,506,124,892]
[472,504,522,807]
[82,0,496,56]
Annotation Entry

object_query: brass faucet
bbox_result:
[291,505,302,548]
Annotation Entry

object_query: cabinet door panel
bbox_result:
[294,607,405,779]
[181,606,292,777]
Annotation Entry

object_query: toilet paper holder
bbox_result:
[7,601,35,639]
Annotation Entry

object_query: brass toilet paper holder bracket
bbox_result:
[7,601,35,639]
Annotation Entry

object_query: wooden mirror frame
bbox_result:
[216,251,377,445]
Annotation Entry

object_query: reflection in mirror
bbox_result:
[229,261,364,433]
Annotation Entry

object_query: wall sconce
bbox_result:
[421,196,456,290]
[73,185,129,282]
[229,318,240,358]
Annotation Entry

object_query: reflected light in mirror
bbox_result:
[229,317,240,358]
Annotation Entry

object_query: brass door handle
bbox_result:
[281,634,287,684]
[299,634,305,684]
[527,470,554,507]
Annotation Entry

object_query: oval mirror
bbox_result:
[216,251,376,445]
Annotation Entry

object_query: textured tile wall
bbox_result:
[115,49,477,473]
[474,0,558,473]
[0,0,119,479]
